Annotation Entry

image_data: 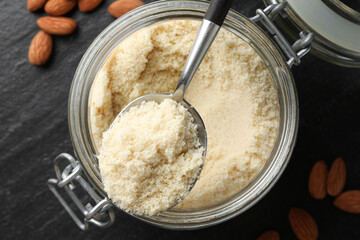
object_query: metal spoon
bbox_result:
[111,0,233,211]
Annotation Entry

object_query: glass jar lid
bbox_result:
[266,0,360,67]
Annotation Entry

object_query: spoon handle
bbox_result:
[205,0,233,25]
[173,0,233,99]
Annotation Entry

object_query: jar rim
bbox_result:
[68,0,298,229]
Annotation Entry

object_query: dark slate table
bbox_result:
[1,0,359,239]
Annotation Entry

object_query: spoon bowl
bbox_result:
[110,92,207,212]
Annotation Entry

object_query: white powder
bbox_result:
[98,99,204,215]
[90,19,280,209]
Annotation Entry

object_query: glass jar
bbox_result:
[49,0,305,230]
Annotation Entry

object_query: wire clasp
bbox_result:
[250,2,314,67]
[47,153,115,230]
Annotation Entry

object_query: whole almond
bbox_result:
[78,0,103,12]
[37,16,77,35]
[257,230,280,240]
[289,207,318,240]
[28,31,53,66]
[334,190,360,214]
[308,160,328,199]
[45,0,76,16]
[27,0,48,11]
[108,0,144,18]
[327,157,346,196]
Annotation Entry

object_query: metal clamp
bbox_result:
[250,2,314,67]
[48,153,115,231]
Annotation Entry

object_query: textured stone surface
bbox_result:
[0,0,359,239]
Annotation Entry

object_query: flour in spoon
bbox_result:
[98,99,204,215]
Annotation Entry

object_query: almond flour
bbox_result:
[90,19,280,209]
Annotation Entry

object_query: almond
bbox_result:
[44,0,76,16]
[108,0,144,18]
[78,0,103,12]
[27,0,48,11]
[334,190,360,214]
[308,160,328,199]
[28,31,53,66]
[327,157,346,196]
[289,207,318,240]
[37,16,77,35]
[257,230,280,240]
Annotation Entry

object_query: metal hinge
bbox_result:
[47,153,115,231]
[250,2,314,67]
